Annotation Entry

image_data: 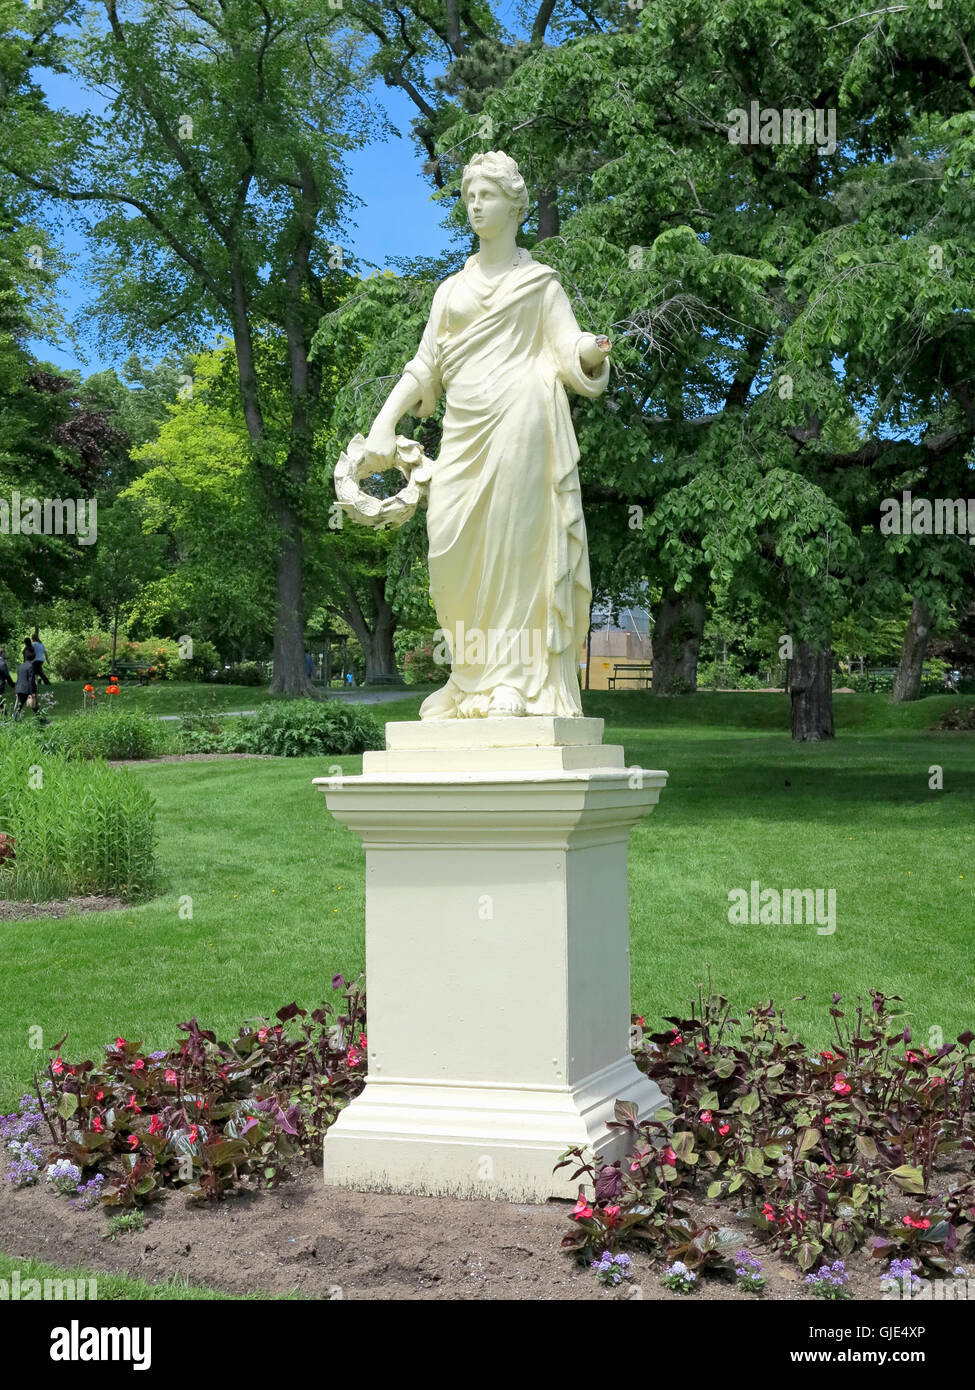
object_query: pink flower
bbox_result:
[670,1030,683,1045]
[700,1110,713,1125]
[571,1198,593,1220]
[604,1205,621,1226]
[257,1028,268,1042]
[718,1123,730,1136]
[126,1093,141,1113]
[832,1075,851,1096]
[347,1047,361,1066]
[761,1203,775,1220]
[359,1034,368,1049]
[115,1037,127,1048]
[187,1125,199,1144]
[820,1050,836,1061]
[127,1134,139,1150]
[131,1058,145,1071]
[661,1146,677,1167]
[92,1116,104,1133]
[52,1058,64,1075]
[165,1069,178,1085]
[149,1116,164,1136]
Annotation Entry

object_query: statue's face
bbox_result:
[465,176,516,239]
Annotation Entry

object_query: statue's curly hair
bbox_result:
[460,150,530,223]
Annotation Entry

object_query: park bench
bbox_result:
[101,661,159,687]
[607,662,652,690]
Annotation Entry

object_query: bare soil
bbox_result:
[0,895,127,922]
[0,1152,889,1301]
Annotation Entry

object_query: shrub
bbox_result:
[937,705,975,731]
[0,727,157,899]
[0,980,367,1207]
[209,661,266,686]
[561,982,975,1280]
[402,643,443,686]
[42,709,173,762]
[228,699,383,756]
[45,629,118,681]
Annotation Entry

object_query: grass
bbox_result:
[0,691,973,1106]
[45,680,285,719]
[45,680,419,719]
[0,1251,298,1299]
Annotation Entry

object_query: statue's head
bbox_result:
[461,150,529,238]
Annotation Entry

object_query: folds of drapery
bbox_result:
[400,256,609,719]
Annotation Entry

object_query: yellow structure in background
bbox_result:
[580,626,654,691]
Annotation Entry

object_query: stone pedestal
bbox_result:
[313,717,667,1201]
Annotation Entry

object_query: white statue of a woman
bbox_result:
[363,150,611,719]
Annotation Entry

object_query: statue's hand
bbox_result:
[580,334,611,372]
[363,422,397,471]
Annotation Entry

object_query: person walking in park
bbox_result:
[30,628,50,684]
[0,647,14,716]
[14,642,38,719]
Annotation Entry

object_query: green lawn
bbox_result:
[1,691,973,1104]
[45,678,418,718]
[0,1252,297,1300]
[47,679,284,718]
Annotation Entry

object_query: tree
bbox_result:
[1,0,374,692]
[432,0,975,738]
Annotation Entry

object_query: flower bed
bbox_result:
[562,982,974,1295]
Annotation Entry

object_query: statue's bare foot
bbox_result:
[488,685,526,717]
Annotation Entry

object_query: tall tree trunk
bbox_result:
[268,511,315,696]
[341,577,400,685]
[652,591,705,694]
[892,597,933,702]
[788,642,834,741]
[537,188,560,241]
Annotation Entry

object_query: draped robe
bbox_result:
[402,248,609,719]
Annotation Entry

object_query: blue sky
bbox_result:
[27,76,459,377]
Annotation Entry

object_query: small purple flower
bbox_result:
[805,1260,850,1300]
[71,1174,106,1211]
[46,1159,83,1194]
[6,1157,40,1188]
[590,1250,632,1286]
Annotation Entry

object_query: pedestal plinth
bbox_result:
[313,717,668,1201]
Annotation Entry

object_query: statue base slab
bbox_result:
[313,718,668,1202]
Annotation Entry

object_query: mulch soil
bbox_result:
[0,1151,892,1301]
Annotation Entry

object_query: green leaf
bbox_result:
[58,1092,79,1120]
[797,1126,820,1157]
[889,1164,925,1195]
[797,1238,824,1272]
